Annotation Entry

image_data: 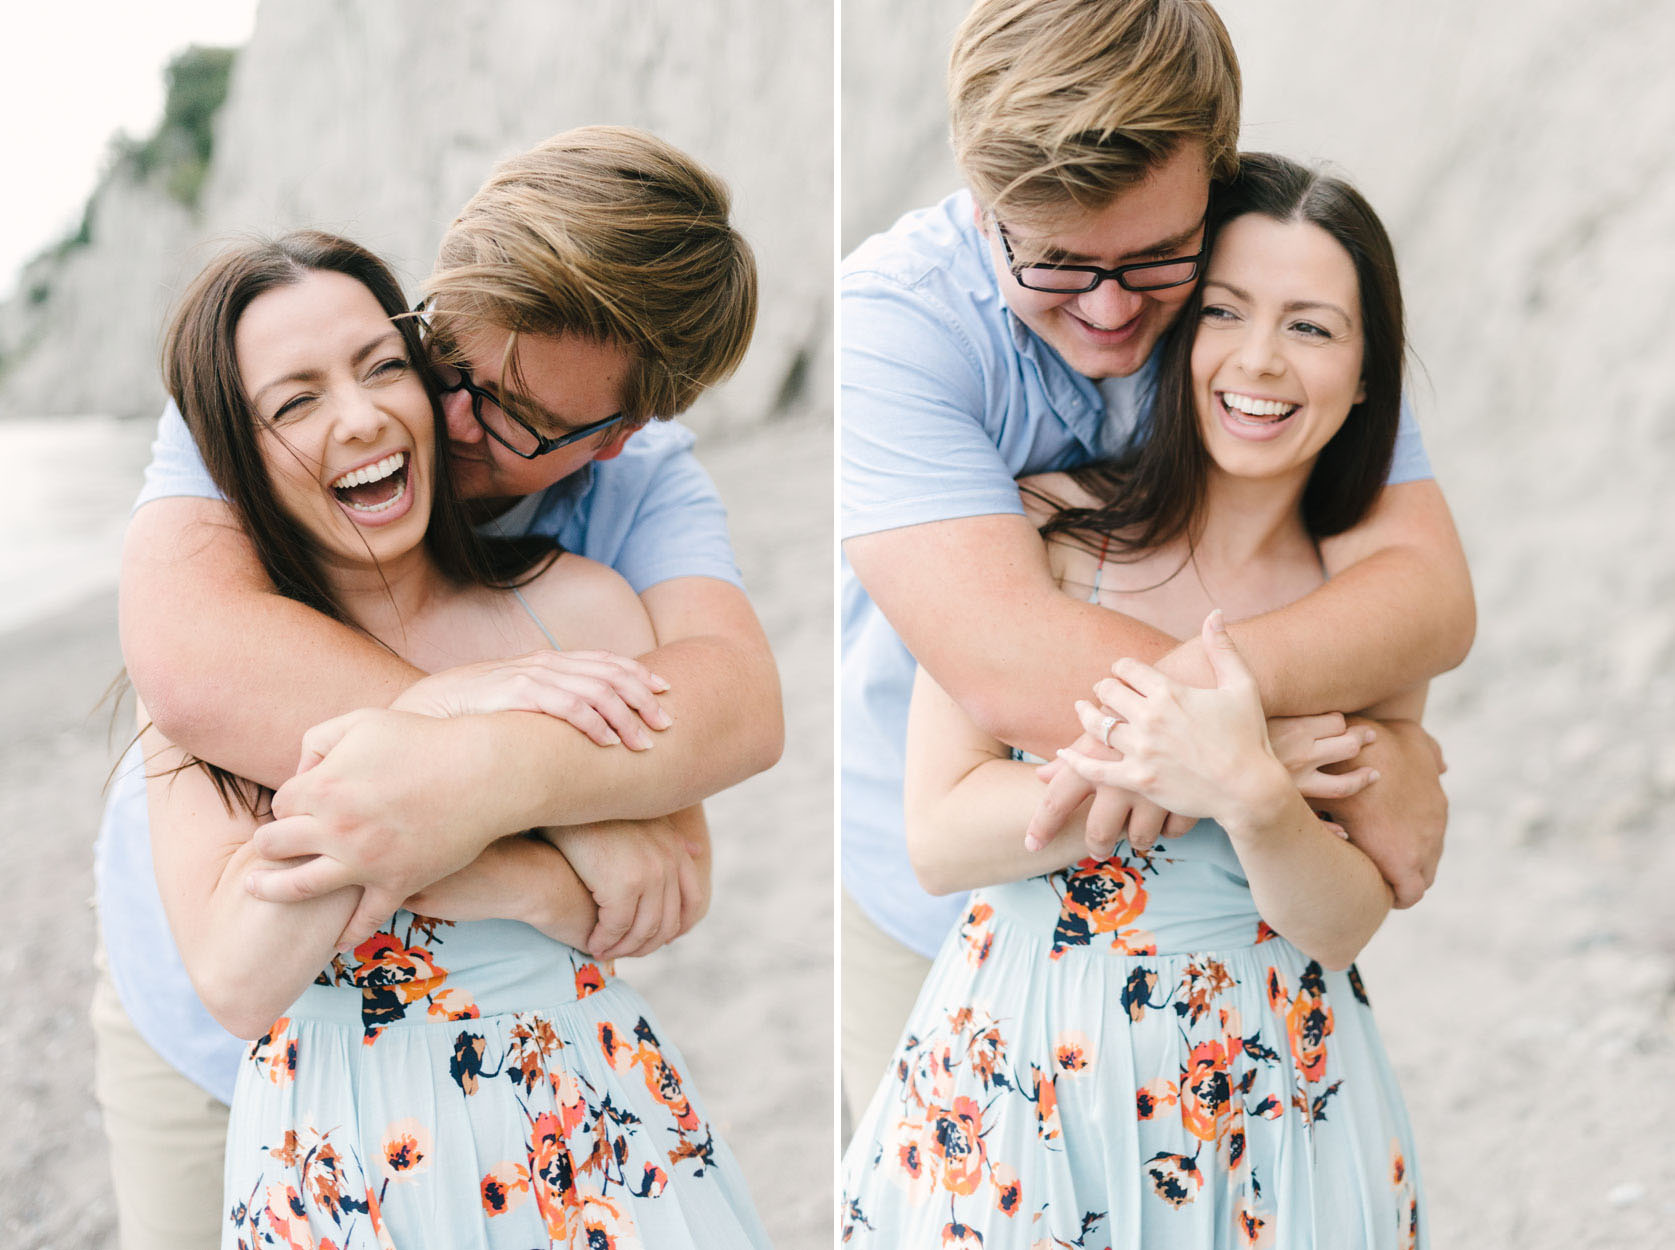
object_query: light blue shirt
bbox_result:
[840,190,1433,959]
[98,402,743,1101]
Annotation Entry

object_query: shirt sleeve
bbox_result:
[1386,392,1433,484]
[841,274,1029,540]
[582,423,745,594]
[132,399,223,511]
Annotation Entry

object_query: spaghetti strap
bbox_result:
[1087,531,1112,603]
[509,585,562,650]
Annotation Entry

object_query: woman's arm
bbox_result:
[904,668,1097,896]
[143,721,361,1040]
[1059,614,1392,969]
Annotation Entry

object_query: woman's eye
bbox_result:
[1292,321,1330,338]
[271,396,312,421]
[370,358,409,378]
[1199,305,1236,322]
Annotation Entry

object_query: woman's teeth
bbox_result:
[330,452,409,512]
[1221,392,1298,422]
[330,452,406,490]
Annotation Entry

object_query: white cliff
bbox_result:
[0,0,832,435]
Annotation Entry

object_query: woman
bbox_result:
[842,154,1428,1248]
[142,231,770,1249]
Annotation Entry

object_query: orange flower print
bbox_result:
[481,1161,531,1216]
[379,1119,432,1183]
[1392,1141,1419,1250]
[578,1192,638,1248]
[929,1097,986,1196]
[1270,963,1334,1084]
[1051,859,1148,958]
[529,1111,580,1241]
[1030,1066,1062,1143]
[884,1116,936,1206]
[1135,1077,1178,1121]
[550,1064,590,1138]
[1145,1151,1204,1208]
[1255,919,1279,943]
[1176,958,1236,1027]
[602,1017,700,1132]
[958,901,996,966]
[942,1220,985,1249]
[1237,1200,1274,1248]
[992,1162,1022,1216]
[351,932,448,1032]
[425,986,479,1021]
[574,961,606,998]
[1054,1030,1092,1078]
[260,1180,315,1249]
[450,1031,487,1095]
[900,1036,958,1113]
[250,1017,298,1086]
[1180,1041,1233,1144]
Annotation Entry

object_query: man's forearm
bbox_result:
[476,630,781,830]
[121,499,419,787]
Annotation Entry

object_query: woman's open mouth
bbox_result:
[329,451,410,516]
[1217,391,1299,441]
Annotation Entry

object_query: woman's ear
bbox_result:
[1354,378,1367,405]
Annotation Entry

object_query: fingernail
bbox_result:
[1024,836,1041,852]
[1368,769,1381,782]
[1363,729,1377,744]
[1209,609,1226,632]
[603,732,621,745]
[653,709,674,730]
[651,677,671,693]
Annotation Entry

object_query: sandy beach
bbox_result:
[0,413,833,1248]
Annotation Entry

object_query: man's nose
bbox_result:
[441,387,483,443]
[1075,278,1144,329]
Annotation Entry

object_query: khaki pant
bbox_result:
[839,890,933,1143]
[90,954,228,1250]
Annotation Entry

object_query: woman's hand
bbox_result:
[390,650,672,750]
[1058,612,1289,827]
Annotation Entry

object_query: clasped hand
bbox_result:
[1025,613,1377,856]
[246,649,693,951]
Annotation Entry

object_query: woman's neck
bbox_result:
[1191,463,1314,574]
[318,546,452,652]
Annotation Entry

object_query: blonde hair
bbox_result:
[424,126,757,426]
[948,0,1241,224]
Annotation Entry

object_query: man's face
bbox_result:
[982,141,1211,380]
[438,325,636,507]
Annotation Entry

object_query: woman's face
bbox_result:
[1191,214,1366,485]
[235,269,436,571]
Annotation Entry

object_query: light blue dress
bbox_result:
[840,821,1425,1249]
[223,911,773,1249]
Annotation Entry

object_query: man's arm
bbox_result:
[847,480,1472,760]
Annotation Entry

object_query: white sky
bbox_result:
[2,0,260,300]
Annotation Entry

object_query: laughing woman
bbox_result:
[142,232,770,1249]
[842,154,1431,1248]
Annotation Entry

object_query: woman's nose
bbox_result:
[1236,328,1283,376]
[333,383,390,441]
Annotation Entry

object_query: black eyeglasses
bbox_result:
[431,361,625,459]
[996,220,1206,294]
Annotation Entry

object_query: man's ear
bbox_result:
[591,425,639,462]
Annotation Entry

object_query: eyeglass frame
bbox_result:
[411,300,627,459]
[995,217,1208,294]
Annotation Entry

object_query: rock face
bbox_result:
[0,0,832,435]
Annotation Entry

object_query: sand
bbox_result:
[0,412,832,1248]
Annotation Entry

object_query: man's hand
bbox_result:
[1320,717,1446,908]
[247,708,517,944]
[541,814,706,960]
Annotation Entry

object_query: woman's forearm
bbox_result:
[906,756,1095,895]
[188,840,362,1039]
[1222,763,1393,969]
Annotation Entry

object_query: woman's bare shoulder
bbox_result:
[517,552,655,655]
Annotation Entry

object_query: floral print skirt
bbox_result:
[842,837,1425,1250]
[223,913,771,1250]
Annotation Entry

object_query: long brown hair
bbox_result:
[1039,151,1405,554]
[157,231,558,810]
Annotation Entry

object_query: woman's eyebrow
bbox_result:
[1201,280,1352,323]
[251,331,406,403]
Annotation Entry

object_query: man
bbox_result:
[840,0,1472,1111]
[94,126,782,1249]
